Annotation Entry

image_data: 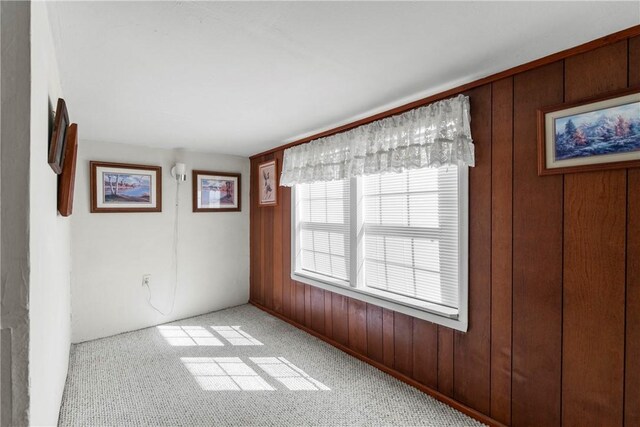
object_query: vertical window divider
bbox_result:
[325,182,334,276]
[457,166,470,328]
[291,185,299,277]
[349,177,362,288]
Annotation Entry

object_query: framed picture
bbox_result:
[258,159,278,207]
[538,86,640,175]
[90,161,162,213]
[58,124,78,217]
[192,170,241,212]
[49,98,69,174]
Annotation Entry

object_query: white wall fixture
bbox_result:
[171,162,187,182]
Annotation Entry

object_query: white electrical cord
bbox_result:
[144,180,180,315]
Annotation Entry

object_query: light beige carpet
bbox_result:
[59,304,484,426]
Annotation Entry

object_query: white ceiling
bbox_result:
[47,1,639,157]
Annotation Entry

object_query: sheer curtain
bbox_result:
[280,94,474,186]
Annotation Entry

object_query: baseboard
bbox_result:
[250,300,505,427]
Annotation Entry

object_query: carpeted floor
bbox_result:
[59,304,484,426]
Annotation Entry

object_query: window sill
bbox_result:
[292,270,468,332]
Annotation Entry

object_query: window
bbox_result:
[296,180,350,282]
[292,167,468,331]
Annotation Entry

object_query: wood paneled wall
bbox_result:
[249,35,640,427]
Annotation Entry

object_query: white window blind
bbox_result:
[362,167,459,309]
[296,180,350,281]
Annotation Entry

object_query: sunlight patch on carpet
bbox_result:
[250,357,330,391]
[211,326,264,346]
[181,357,275,391]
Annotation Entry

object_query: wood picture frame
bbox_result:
[90,161,162,213]
[58,123,78,217]
[49,98,69,174]
[538,86,640,175]
[258,159,278,207]
[192,170,241,212]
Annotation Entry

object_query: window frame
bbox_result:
[294,179,351,283]
[291,166,469,332]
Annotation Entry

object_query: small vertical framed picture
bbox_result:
[258,159,278,207]
[192,170,241,212]
[49,98,69,174]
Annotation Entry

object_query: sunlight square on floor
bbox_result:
[157,325,224,346]
[210,326,263,346]
[250,357,330,391]
[181,357,275,391]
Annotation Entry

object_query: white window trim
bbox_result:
[291,167,469,333]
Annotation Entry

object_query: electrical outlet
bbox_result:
[142,274,151,287]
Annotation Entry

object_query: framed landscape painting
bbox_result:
[90,161,162,213]
[258,159,278,207]
[192,170,241,212]
[538,86,640,175]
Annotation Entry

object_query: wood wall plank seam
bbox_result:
[489,82,493,418]
[509,75,515,426]
[624,53,629,427]
[625,167,640,427]
[623,41,634,425]
[559,59,565,427]
[623,169,628,426]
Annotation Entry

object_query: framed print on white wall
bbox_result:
[90,161,162,213]
[192,170,241,212]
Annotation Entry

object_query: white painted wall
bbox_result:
[71,140,250,343]
[1,2,72,425]
[1,2,32,425]
[28,2,72,425]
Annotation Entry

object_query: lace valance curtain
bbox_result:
[280,94,474,187]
